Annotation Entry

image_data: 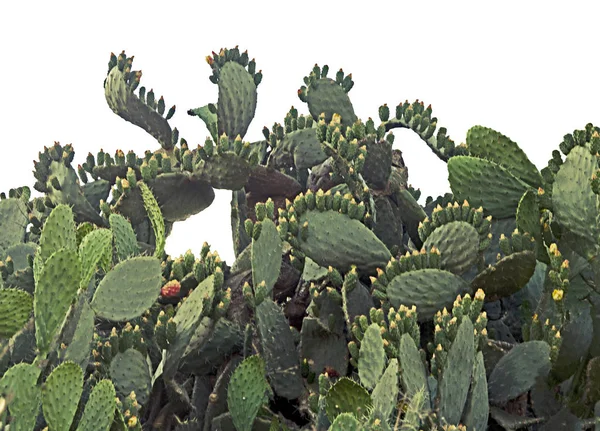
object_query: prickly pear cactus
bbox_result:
[0,46,599,431]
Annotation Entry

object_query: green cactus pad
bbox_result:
[188,104,218,142]
[301,257,329,282]
[358,323,386,390]
[329,412,361,431]
[448,156,531,219]
[164,275,216,377]
[372,196,404,252]
[462,351,489,431]
[343,281,374,330]
[217,61,257,139]
[0,198,28,250]
[42,361,83,431]
[398,333,431,410]
[195,152,252,190]
[386,269,470,322]
[252,219,282,296]
[3,242,38,271]
[115,172,215,225]
[63,299,95,370]
[308,285,346,335]
[35,248,81,354]
[306,78,357,128]
[43,156,106,226]
[231,189,251,258]
[552,146,600,259]
[256,299,304,399]
[439,318,475,426]
[423,221,481,275]
[395,188,428,245]
[75,379,116,431]
[551,306,593,383]
[138,181,165,258]
[361,138,393,190]
[297,210,391,274]
[109,214,140,261]
[82,179,111,212]
[280,127,327,170]
[516,190,545,261]
[0,362,41,431]
[105,63,173,149]
[91,256,161,321]
[78,228,112,288]
[0,288,33,338]
[324,377,372,422]
[299,317,349,387]
[466,126,543,188]
[39,204,77,263]
[487,340,551,404]
[471,251,537,302]
[227,355,270,431]
[110,348,152,406]
[180,318,243,375]
[371,358,399,422]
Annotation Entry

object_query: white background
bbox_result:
[1,2,598,264]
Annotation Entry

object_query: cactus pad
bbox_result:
[552,146,600,259]
[109,213,140,261]
[104,53,174,149]
[0,362,41,431]
[371,358,399,422]
[296,209,391,274]
[91,256,162,321]
[471,251,537,302]
[251,219,282,295]
[42,361,83,431]
[324,377,372,422]
[448,156,531,219]
[399,333,431,409]
[466,125,543,188]
[487,340,551,404]
[357,323,386,390]
[256,299,304,399]
[110,348,152,406]
[438,318,475,426]
[38,204,77,263]
[35,248,81,354]
[386,269,470,322]
[0,198,28,250]
[217,61,257,139]
[227,355,270,431]
[0,288,33,338]
[75,379,116,431]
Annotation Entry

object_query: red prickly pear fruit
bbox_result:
[161,280,181,298]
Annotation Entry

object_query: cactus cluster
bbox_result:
[0,46,599,431]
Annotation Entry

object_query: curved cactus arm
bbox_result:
[381,100,467,162]
[104,51,175,150]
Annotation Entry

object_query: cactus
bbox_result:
[1,46,599,431]
[226,355,271,431]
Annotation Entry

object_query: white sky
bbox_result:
[2,2,598,264]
